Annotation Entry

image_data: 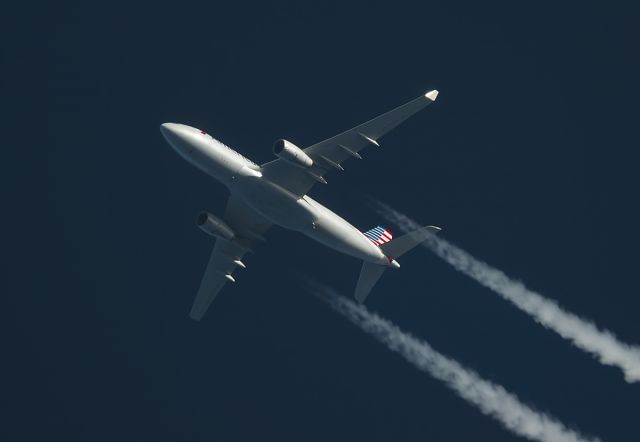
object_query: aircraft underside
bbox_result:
[161,89,441,319]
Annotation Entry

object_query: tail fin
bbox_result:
[355,261,387,303]
[362,225,393,245]
[380,225,441,258]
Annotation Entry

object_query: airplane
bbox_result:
[161,90,442,320]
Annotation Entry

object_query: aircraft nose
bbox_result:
[160,122,180,141]
[160,122,191,154]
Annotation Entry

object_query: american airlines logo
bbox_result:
[363,226,393,246]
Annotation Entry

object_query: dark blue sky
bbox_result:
[5,1,640,441]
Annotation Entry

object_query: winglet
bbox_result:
[425,90,439,101]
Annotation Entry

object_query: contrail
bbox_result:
[370,199,640,383]
[307,281,599,442]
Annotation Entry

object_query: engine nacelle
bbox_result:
[196,212,234,240]
[273,139,313,169]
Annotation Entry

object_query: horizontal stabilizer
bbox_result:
[354,261,386,303]
[380,225,441,258]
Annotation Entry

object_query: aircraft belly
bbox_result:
[303,196,385,263]
[232,177,385,263]
[232,176,316,231]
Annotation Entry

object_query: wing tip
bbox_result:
[425,89,439,101]
[428,225,442,232]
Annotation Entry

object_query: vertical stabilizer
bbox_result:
[355,262,387,303]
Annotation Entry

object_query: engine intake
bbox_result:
[196,212,234,240]
[273,139,313,169]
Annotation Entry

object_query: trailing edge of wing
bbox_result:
[354,261,386,303]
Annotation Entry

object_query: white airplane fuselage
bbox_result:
[161,123,398,268]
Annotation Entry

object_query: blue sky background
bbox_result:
[4,1,640,440]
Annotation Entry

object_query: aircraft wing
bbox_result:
[260,90,439,196]
[189,195,272,321]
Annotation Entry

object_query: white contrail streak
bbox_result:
[307,282,599,442]
[370,199,640,383]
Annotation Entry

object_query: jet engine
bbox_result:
[272,139,313,168]
[196,212,235,240]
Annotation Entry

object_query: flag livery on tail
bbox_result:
[355,224,441,303]
[363,226,393,245]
